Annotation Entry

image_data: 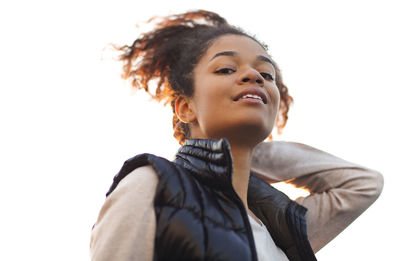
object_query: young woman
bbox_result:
[90,10,383,261]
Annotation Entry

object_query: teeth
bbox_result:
[241,94,262,100]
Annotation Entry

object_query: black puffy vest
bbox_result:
[107,138,317,261]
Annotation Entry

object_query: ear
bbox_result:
[175,95,197,124]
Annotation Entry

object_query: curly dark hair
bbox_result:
[116,10,293,145]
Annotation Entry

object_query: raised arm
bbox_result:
[90,166,158,261]
[251,141,384,253]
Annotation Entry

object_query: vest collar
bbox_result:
[174,138,234,189]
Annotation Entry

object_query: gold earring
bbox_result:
[177,114,188,124]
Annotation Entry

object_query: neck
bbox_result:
[229,143,254,210]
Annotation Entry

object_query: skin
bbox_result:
[175,34,280,219]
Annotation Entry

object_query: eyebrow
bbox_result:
[209,51,273,65]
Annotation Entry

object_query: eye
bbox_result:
[260,72,274,81]
[215,68,236,74]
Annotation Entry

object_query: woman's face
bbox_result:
[187,34,280,146]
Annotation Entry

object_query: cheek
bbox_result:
[269,84,281,111]
[194,87,226,121]
[193,75,230,110]
[192,84,232,135]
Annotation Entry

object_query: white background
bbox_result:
[0,0,398,260]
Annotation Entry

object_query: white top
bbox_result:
[248,214,289,261]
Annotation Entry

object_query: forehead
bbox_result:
[203,34,269,60]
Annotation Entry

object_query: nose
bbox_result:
[238,67,264,86]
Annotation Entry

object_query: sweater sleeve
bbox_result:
[90,165,158,261]
[251,141,384,253]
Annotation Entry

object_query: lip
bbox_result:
[233,87,268,104]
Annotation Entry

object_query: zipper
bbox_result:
[221,137,258,261]
[229,188,258,261]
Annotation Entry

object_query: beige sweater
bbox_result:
[90,141,384,260]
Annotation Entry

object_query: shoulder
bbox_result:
[92,165,159,233]
[106,153,167,196]
[91,165,158,260]
[112,165,159,198]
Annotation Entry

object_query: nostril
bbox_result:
[242,78,250,82]
[256,79,262,84]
